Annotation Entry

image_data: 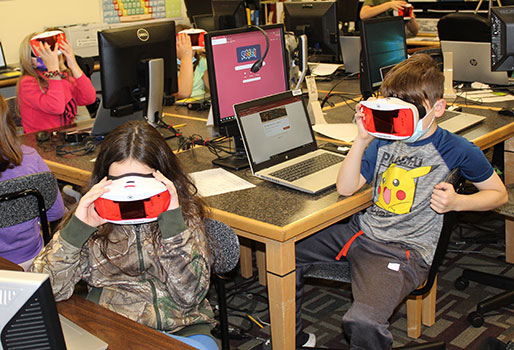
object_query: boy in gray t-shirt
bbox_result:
[295,54,508,349]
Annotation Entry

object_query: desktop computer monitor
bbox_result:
[93,20,178,136]
[491,6,514,71]
[204,24,289,169]
[184,0,212,20]
[0,270,66,349]
[212,0,248,30]
[283,1,340,62]
[359,16,407,99]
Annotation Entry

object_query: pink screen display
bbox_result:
[210,27,287,123]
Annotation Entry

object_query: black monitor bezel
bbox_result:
[97,20,178,113]
[491,6,514,72]
[359,16,407,99]
[283,0,340,62]
[211,0,248,30]
[204,23,290,134]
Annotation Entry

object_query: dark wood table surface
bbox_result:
[0,257,194,350]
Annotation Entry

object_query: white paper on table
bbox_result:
[312,123,358,143]
[189,168,255,197]
[457,89,514,103]
[308,63,344,76]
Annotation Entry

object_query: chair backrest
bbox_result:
[0,172,59,244]
[204,218,240,274]
[437,13,491,42]
[410,168,464,296]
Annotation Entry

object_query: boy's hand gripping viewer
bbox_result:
[94,174,171,224]
[360,97,426,140]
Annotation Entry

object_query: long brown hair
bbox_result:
[0,94,23,174]
[71,121,209,263]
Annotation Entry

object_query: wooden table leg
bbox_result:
[265,239,296,350]
[239,237,254,279]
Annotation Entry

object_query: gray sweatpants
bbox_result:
[295,215,430,350]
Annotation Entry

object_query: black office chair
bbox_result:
[5,96,23,134]
[204,218,240,350]
[301,169,464,347]
[0,172,60,245]
[75,55,100,118]
[437,13,491,42]
[454,184,514,327]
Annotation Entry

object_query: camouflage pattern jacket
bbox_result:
[29,208,215,334]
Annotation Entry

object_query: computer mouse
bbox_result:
[36,131,50,142]
[471,82,490,89]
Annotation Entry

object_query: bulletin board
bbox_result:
[102,0,182,24]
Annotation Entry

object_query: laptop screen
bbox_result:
[0,42,7,69]
[235,92,315,166]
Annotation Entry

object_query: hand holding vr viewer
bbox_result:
[76,173,178,227]
[357,97,437,143]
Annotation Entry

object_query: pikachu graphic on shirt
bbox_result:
[376,163,432,214]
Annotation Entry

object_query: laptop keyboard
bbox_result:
[270,153,343,182]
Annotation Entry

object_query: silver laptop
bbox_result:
[440,41,513,85]
[233,90,345,194]
[439,110,486,133]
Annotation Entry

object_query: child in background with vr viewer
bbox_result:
[17,30,96,133]
[175,24,210,101]
[360,0,419,35]
[0,93,64,271]
[295,54,508,349]
[30,121,218,350]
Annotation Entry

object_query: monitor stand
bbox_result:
[91,104,144,137]
[211,136,249,171]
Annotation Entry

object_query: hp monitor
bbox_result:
[205,24,289,169]
[491,6,514,71]
[284,1,340,62]
[93,20,177,136]
[359,16,407,99]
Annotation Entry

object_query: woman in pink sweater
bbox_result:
[17,31,97,133]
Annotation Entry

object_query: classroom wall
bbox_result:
[0,0,189,66]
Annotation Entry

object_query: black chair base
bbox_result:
[455,269,514,327]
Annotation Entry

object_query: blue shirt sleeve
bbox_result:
[437,128,494,183]
[361,139,382,183]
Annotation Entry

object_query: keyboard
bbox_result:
[270,153,343,182]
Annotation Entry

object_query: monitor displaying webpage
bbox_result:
[238,95,313,164]
[210,27,288,123]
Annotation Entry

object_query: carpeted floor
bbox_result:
[208,209,514,350]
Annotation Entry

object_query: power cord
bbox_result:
[320,72,360,108]
[56,138,97,157]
